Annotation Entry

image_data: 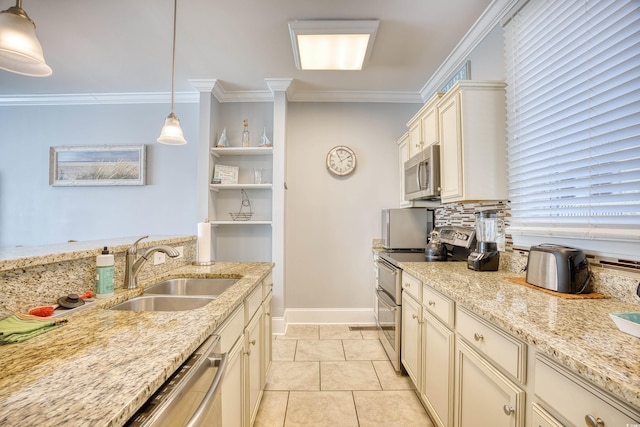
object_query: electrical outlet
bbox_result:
[153,252,166,265]
[175,246,184,259]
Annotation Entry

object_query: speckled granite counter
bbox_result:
[0,261,273,427]
[398,261,640,411]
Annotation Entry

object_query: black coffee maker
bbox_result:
[467,210,501,271]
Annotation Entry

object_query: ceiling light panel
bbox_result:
[289,20,379,71]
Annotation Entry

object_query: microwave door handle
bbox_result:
[416,161,423,190]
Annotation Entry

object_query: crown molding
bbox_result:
[419,0,516,101]
[0,92,198,107]
[0,1,514,107]
[289,89,422,104]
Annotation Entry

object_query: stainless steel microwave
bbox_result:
[404,144,440,201]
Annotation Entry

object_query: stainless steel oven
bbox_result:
[376,256,403,371]
[126,334,227,427]
[375,226,476,373]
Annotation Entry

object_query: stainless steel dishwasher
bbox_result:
[126,334,227,427]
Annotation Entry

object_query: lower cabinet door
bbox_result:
[222,335,245,427]
[422,311,454,427]
[454,338,524,427]
[261,292,273,389]
[245,309,263,426]
[401,291,421,386]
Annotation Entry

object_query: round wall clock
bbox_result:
[326,145,357,176]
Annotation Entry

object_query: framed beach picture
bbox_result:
[49,145,147,186]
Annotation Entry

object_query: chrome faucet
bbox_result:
[124,235,180,289]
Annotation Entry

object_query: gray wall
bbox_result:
[0,103,199,247]
[285,102,419,310]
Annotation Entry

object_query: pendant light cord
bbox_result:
[170,0,177,114]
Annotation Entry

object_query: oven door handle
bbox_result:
[185,350,229,427]
[376,260,398,275]
[376,289,398,311]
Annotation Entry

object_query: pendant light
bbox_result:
[157,0,186,145]
[0,0,51,77]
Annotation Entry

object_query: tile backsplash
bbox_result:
[435,200,639,304]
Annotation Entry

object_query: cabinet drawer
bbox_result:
[216,305,244,352]
[422,284,454,328]
[531,403,563,427]
[402,272,422,302]
[456,307,526,383]
[262,272,273,300]
[245,285,263,324]
[535,356,640,426]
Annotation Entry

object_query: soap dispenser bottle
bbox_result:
[96,247,115,298]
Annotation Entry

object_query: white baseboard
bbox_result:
[272,308,376,335]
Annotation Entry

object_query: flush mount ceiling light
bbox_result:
[0,0,51,77]
[157,0,186,145]
[288,20,379,71]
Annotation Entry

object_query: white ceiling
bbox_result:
[0,0,494,102]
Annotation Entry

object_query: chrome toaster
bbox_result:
[526,244,591,294]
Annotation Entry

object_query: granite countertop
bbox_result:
[399,261,640,411]
[0,235,193,271]
[0,261,274,427]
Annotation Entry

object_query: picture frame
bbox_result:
[49,145,147,186]
[213,164,239,184]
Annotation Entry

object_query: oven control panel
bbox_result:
[437,226,475,249]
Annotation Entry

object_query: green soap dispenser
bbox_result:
[96,247,115,298]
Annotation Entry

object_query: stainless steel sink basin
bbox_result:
[144,277,238,296]
[109,295,215,312]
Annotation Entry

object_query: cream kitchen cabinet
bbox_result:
[437,80,507,203]
[217,305,245,427]
[401,289,422,386]
[421,283,455,427]
[455,338,525,427]
[397,132,412,207]
[217,277,272,427]
[406,91,443,159]
[534,355,640,426]
[245,305,262,426]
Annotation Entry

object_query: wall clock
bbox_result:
[326,145,356,176]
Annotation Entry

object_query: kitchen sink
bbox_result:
[109,295,215,312]
[144,277,238,296]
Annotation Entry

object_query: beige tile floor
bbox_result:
[254,325,435,427]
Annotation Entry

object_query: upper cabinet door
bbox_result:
[437,81,507,203]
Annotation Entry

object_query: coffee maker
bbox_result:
[467,210,501,271]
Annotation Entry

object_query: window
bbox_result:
[504,0,640,260]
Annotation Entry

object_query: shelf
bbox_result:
[210,220,272,225]
[210,147,273,157]
[209,183,272,192]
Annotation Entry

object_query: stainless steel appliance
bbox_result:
[126,334,227,427]
[404,144,440,201]
[526,244,591,293]
[381,208,434,250]
[376,226,475,372]
[468,210,502,271]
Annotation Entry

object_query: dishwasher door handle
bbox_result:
[185,351,229,427]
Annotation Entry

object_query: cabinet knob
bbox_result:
[250,339,256,346]
[412,314,418,320]
[428,300,436,306]
[265,312,271,317]
[584,415,605,427]
[503,405,515,416]
[244,350,251,356]
[473,333,484,341]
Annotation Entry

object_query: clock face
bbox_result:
[326,146,356,176]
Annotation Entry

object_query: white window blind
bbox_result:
[504,0,640,259]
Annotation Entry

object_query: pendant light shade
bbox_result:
[0,1,51,77]
[157,0,186,145]
[158,112,187,145]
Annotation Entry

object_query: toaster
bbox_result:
[526,244,591,294]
